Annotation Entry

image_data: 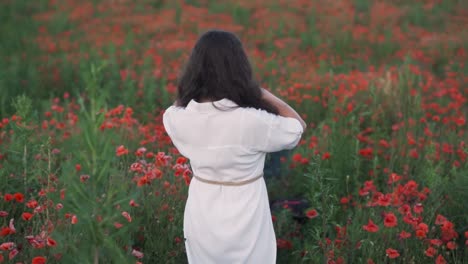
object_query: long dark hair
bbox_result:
[175,30,279,115]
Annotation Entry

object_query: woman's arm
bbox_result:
[261,88,307,130]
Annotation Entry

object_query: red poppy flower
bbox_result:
[135,147,147,157]
[321,152,331,160]
[32,256,47,264]
[80,174,90,183]
[277,238,293,249]
[176,156,187,164]
[385,248,399,259]
[376,194,391,206]
[455,116,465,126]
[0,242,15,250]
[22,212,34,221]
[435,214,447,225]
[71,215,78,224]
[26,200,38,209]
[131,249,144,259]
[305,209,318,219]
[340,196,349,205]
[3,194,13,202]
[116,145,129,156]
[398,230,411,239]
[446,241,457,250]
[436,254,447,264]
[46,237,57,247]
[14,193,24,203]
[359,147,373,158]
[0,227,14,237]
[122,211,132,222]
[387,173,401,184]
[413,203,423,214]
[425,246,436,257]
[416,223,428,239]
[8,248,18,260]
[383,212,397,228]
[363,219,379,233]
[430,239,443,247]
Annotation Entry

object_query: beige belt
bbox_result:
[193,173,264,186]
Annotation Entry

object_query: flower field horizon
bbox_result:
[0,0,467,263]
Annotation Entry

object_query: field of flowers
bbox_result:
[1,0,467,263]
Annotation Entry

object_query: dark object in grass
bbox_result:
[270,198,310,224]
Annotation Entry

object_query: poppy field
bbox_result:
[1,0,467,263]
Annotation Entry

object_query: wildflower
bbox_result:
[435,254,447,264]
[398,230,411,239]
[435,214,447,225]
[387,173,401,184]
[71,215,78,224]
[116,145,129,156]
[377,193,391,206]
[13,193,24,203]
[305,209,318,219]
[340,196,350,205]
[176,156,187,164]
[129,199,139,207]
[358,147,373,158]
[416,223,428,239]
[321,152,331,160]
[413,203,423,214]
[385,248,399,259]
[430,239,443,247]
[446,241,457,250]
[131,249,144,259]
[135,147,147,157]
[0,242,15,251]
[363,219,379,233]
[383,212,397,228]
[22,212,34,221]
[26,200,38,209]
[122,211,132,222]
[425,246,436,257]
[455,116,465,126]
[277,238,293,249]
[3,194,13,202]
[32,256,47,264]
[80,174,90,183]
[47,237,57,247]
[0,227,14,237]
[9,248,18,260]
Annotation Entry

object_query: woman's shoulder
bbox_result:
[163,105,186,117]
[241,107,276,125]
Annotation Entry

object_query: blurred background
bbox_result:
[1,0,467,263]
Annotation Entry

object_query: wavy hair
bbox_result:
[175,30,279,115]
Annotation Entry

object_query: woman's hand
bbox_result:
[261,88,307,130]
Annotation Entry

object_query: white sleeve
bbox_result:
[243,109,304,153]
[162,106,188,156]
[162,106,176,137]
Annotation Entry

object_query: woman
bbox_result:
[163,30,306,264]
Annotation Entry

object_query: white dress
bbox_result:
[162,98,304,264]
